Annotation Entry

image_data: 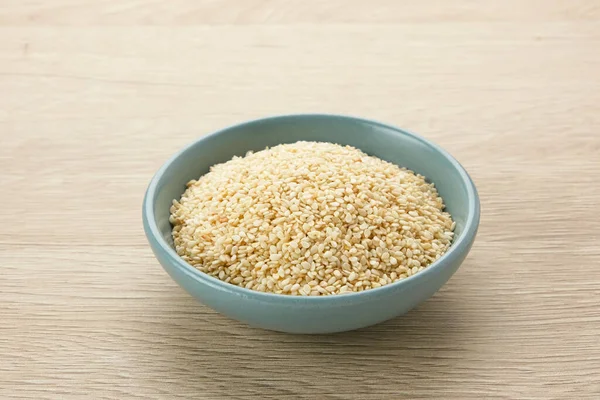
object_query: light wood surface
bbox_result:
[1,1,599,399]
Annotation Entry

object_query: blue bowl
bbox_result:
[143,114,480,334]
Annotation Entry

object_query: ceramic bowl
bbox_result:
[143,114,480,333]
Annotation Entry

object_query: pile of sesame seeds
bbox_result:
[170,141,455,296]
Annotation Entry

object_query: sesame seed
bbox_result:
[171,141,454,296]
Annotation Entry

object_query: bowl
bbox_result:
[143,114,480,334]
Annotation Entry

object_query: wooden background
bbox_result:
[1,1,599,399]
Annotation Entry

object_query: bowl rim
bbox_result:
[143,113,480,302]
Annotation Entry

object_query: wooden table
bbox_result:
[1,1,599,398]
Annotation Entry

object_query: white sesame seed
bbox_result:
[171,141,454,296]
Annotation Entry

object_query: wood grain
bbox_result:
[1,1,599,399]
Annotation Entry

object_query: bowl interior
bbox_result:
[149,115,475,254]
